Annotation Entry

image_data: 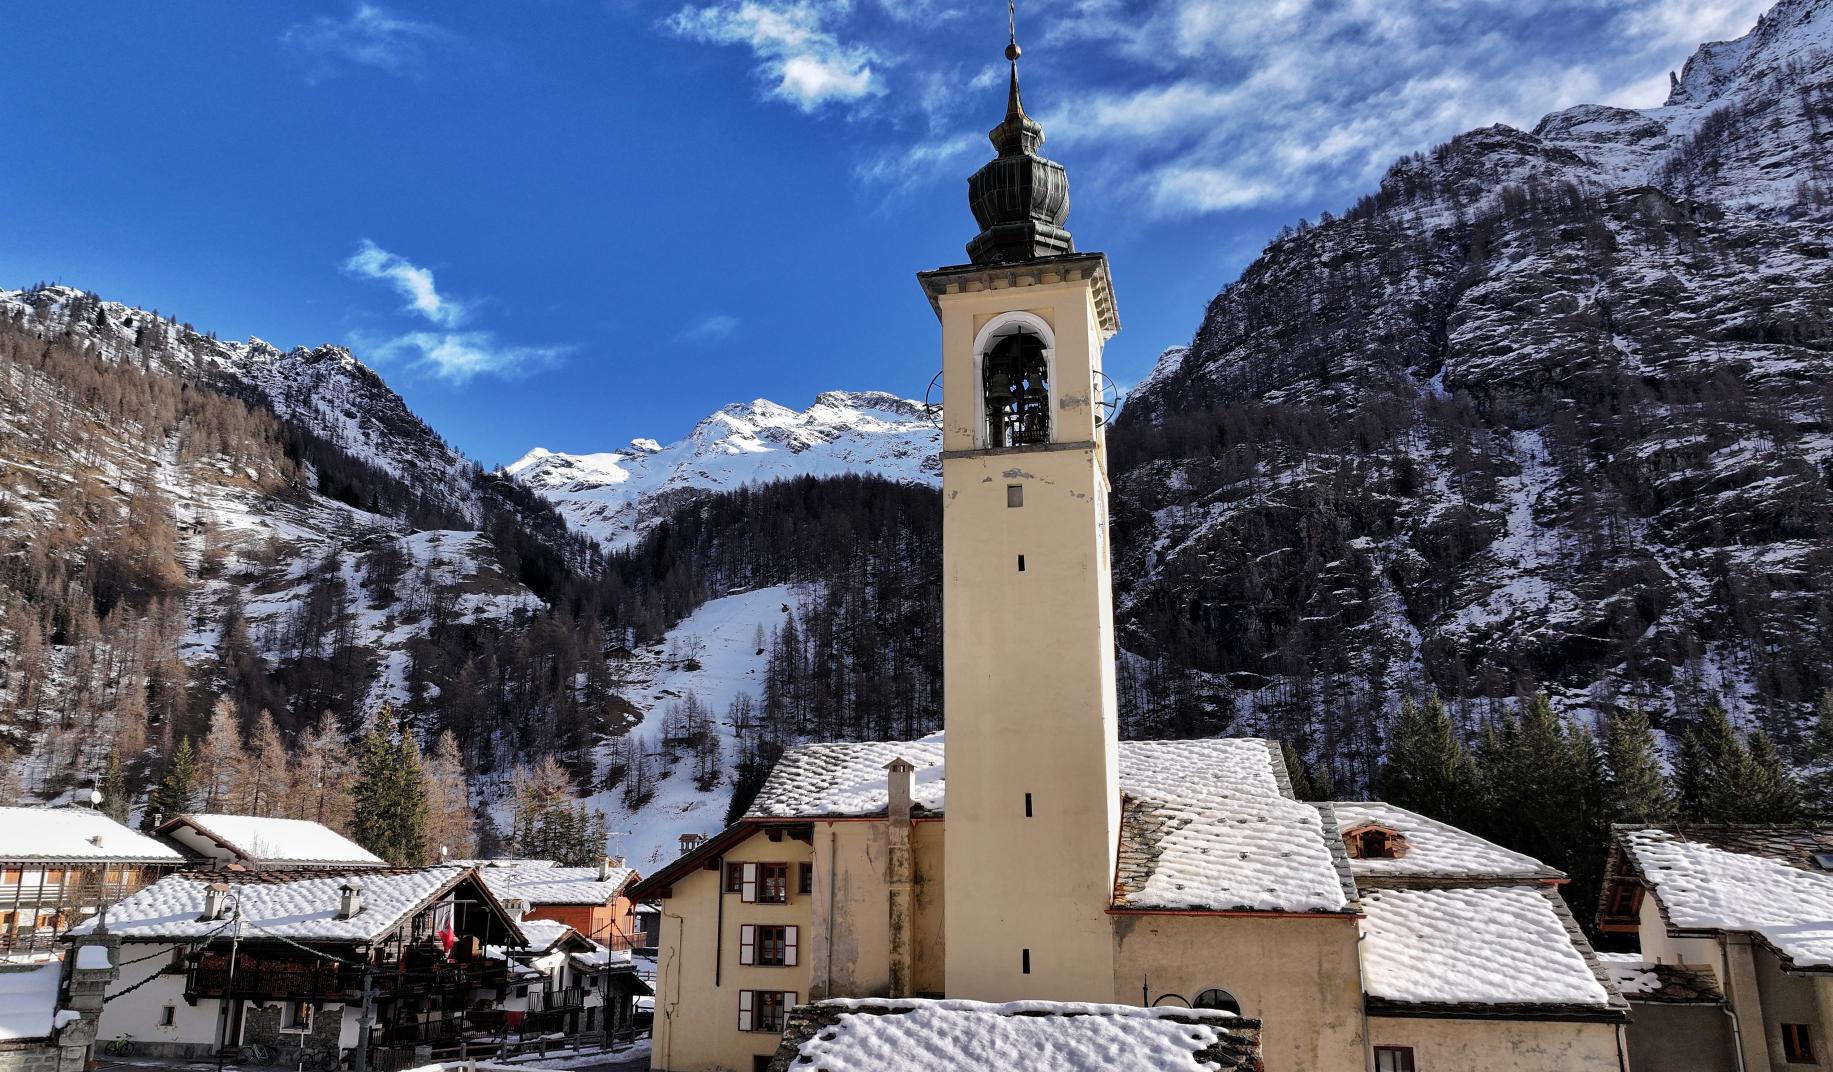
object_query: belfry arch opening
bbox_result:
[982,328,1051,448]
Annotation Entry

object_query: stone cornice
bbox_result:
[916,252,1120,339]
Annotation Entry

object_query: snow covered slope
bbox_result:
[507,392,939,549]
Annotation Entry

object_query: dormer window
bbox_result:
[1343,823,1409,860]
[983,331,1050,448]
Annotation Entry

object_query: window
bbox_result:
[740,925,799,967]
[798,863,814,897]
[1006,485,1024,507]
[1785,1023,1815,1063]
[983,331,1050,448]
[284,1002,313,1032]
[1,869,19,885]
[759,863,789,905]
[738,990,795,1033]
[515,985,529,998]
[725,863,745,894]
[1021,949,1031,975]
[1193,989,1241,1015]
[158,1005,177,1028]
[1606,883,1642,918]
[1374,1047,1416,1072]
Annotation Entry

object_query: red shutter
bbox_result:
[739,924,756,965]
[741,862,758,903]
[737,990,754,1031]
[784,926,799,967]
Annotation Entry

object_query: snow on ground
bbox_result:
[587,586,795,872]
[785,999,1246,1072]
[1359,886,1612,1006]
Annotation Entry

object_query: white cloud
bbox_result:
[343,240,467,328]
[362,332,569,384]
[343,242,567,383]
[665,1,884,111]
[281,4,457,80]
[676,313,742,343]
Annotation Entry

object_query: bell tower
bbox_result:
[918,13,1122,1004]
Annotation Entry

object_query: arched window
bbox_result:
[1193,988,1241,1015]
[983,330,1050,448]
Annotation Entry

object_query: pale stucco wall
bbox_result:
[1368,1015,1622,1071]
[1111,913,1365,1072]
[912,821,945,996]
[1622,1002,1738,1072]
[652,831,813,1072]
[1751,940,1833,1071]
[937,277,1123,1004]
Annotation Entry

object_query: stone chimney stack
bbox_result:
[598,857,611,882]
[337,880,363,921]
[202,883,228,921]
[884,757,917,998]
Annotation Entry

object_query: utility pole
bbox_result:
[354,962,376,1072]
[216,899,243,1072]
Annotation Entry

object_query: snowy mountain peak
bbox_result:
[507,390,940,550]
[1666,0,1832,105]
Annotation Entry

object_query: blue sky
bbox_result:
[0,0,1771,466]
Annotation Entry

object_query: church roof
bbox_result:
[1332,801,1563,884]
[768,998,1262,1072]
[745,733,1354,914]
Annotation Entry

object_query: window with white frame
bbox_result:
[1375,1046,1416,1072]
[738,924,799,967]
[734,862,790,905]
[738,989,795,1033]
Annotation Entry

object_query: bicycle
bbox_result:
[296,1047,342,1072]
[239,1042,276,1066]
[101,1036,135,1058]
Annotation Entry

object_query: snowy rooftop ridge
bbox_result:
[1359,886,1619,1011]
[73,865,492,944]
[0,962,68,1041]
[165,813,385,867]
[480,864,637,906]
[777,998,1262,1072]
[0,807,184,863]
[1619,825,1833,969]
[747,734,1351,914]
[1333,801,1562,882]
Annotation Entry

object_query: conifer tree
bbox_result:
[422,731,475,861]
[142,738,197,831]
[1281,742,1314,801]
[197,697,244,812]
[1601,706,1675,824]
[1745,729,1803,822]
[1376,695,1475,822]
[1801,691,1833,818]
[1675,704,1804,823]
[352,709,430,866]
[99,750,129,823]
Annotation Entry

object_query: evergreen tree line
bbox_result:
[1354,690,1833,938]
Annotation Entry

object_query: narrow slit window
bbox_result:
[1022,948,1031,974]
[1017,555,1026,572]
[1024,792,1033,817]
[1007,485,1024,507]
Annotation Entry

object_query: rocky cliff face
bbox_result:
[1116,0,1833,769]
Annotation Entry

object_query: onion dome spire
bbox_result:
[965,2,1073,265]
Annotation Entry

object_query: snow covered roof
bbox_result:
[1333,802,1561,882]
[74,866,502,944]
[775,998,1261,1072]
[1594,952,1723,1004]
[1359,886,1621,1014]
[515,919,579,954]
[480,864,636,906]
[748,734,1351,913]
[0,963,69,1041]
[0,807,184,863]
[160,814,385,867]
[1617,825,1833,970]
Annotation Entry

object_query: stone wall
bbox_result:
[0,1041,64,1072]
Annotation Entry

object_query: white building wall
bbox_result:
[95,945,222,1050]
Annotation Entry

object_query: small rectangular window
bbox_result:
[758,863,789,904]
[1022,948,1031,974]
[1024,793,1033,817]
[1006,485,1023,507]
[1785,1023,1815,1063]
[798,862,814,897]
[1374,1047,1416,1072]
[725,862,744,894]
[1017,555,1026,572]
[285,1002,313,1031]
[158,1005,176,1027]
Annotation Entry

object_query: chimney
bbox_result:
[607,855,626,869]
[89,835,104,848]
[337,880,363,921]
[201,883,229,922]
[884,757,916,998]
[598,858,611,882]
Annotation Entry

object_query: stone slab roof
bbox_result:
[1333,801,1562,884]
[1595,953,1724,1004]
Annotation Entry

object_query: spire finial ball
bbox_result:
[1005,41,1021,61]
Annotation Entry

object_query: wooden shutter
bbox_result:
[784,926,799,967]
[737,990,754,1031]
[741,862,758,903]
[739,924,756,965]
